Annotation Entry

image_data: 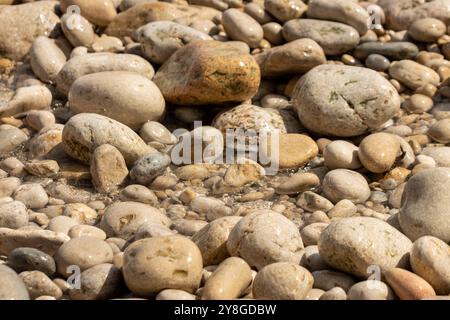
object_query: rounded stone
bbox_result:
[100,201,171,240]
[19,270,62,299]
[222,9,263,48]
[13,184,48,209]
[271,134,319,169]
[318,217,413,278]
[25,111,55,132]
[252,262,313,300]
[399,168,450,242]
[62,113,156,166]
[139,121,177,145]
[347,280,394,300]
[410,236,450,295]
[358,133,401,173]
[428,119,450,144]
[136,21,212,64]
[293,64,401,137]
[192,216,241,267]
[69,71,165,131]
[0,201,28,229]
[60,0,117,27]
[384,268,436,300]
[365,54,390,72]
[322,169,371,204]
[7,247,56,276]
[227,210,304,270]
[30,36,67,83]
[0,265,30,300]
[68,225,107,240]
[123,235,203,297]
[323,140,361,170]
[409,18,446,42]
[156,289,196,300]
[275,172,320,195]
[130,153,171,185]
[54,236,114,277]
[69,263,123,300]
[389,60,440,90]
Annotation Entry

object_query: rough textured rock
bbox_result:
[153,41,260,105]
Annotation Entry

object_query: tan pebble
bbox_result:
[358,133,401,173]
[300,223,329,247]
[253,262,313,300]
[384,268,436,300]
[275,172,320,195]
[428,119,450,143]
[123,235,203,297]
[156,289,196,300]
[305,288,325,300]
[408,18,446,42]
[20,270,62,300]
[347,280,394,300]
[223,162,264,188]
[323,140,361,170]
[319,287,347,300]
[192,216,241,266]
[202,257,252,300]
[68,225,106,240]
[322,169,371,204]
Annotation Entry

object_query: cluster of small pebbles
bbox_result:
[1,0,450,301]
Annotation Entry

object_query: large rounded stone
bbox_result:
[399,168,450,242]
[69,71,165,130]
[0,265,30,300]
[318,217,412,278]
[322,169,371,204]
[293,64,401,137]
[153,40,260,105]
[123,236,203,297]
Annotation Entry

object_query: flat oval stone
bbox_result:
[389,60,440,90]
[354,42,419,61]
[222,9,263,48]
[69,71,165,130]
[283,19,360,56]
[60,0,117,27]
[7,247,56,276]
[56,53,155,95]
[136,21,212,64]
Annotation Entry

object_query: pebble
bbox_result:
[408,18,447,42]
[323,140,361,170]
[384,268,436,300]
[222,9,263,48]
[62,113,156,165]
[318,217,412,278]
[0,126,28,153]
[422,147,450,167]
[202,257,252,300]
[123,236,203,297]
[293,64,400,137]
[307,0,370,35]
[0,201,28,229]
[0,177,21,198]
[389,60,440,90]
[192,216,241,266]
[69,263,123,300]
[262,23,283,46]
[100,201,171,239]
[300,223,329,246]
[265,0,306,22]
[354,42,419,61]
[297,191,334,213]
[136,21,212,64]
[255,39,326,77]
[130,153,171,185]
[253,262,313,300]
[227,210,304,270]
[347,280,394,300]
[283,19,360,56]
[322,169,371,204]
[60,0,117,27]
[319,287,347,300]
[56,53,155,95]
[0,265,30,300]
[68,225,107,240]
[30,37,67,83]
[358,133,401,173]
[153,41,260,105]
[399,168,450,242]
[403,94,434,114]
[7,247,56,277]
[69,71,165,130]
[134,222,175,240]
[410,236,450,295]
[140,121,177,145]
[54,236,114,277]
[1,85,52,118]
[119,185,158,205]
[428,119,450,143]
[312,270,355,292]
[20,270,62,299]
[156,289,196,300]
[365,54,390,71]
[60,13,96,48]
[13,184,49,209]
[275,172,320,195]
[90,144,128,194]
